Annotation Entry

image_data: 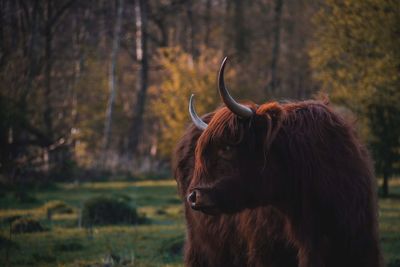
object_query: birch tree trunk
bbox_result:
[102,0,124,163]
[127,0,148,160]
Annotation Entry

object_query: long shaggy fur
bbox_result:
[173,113,298,267]
[184,99,382,267]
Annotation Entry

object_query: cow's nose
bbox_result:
[187,190,199,207]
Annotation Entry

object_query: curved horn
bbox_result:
[189,94,208,131]
[218,57,253,118]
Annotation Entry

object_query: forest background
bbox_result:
[0,0,399,196]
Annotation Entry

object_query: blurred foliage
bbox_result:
[71,58,110,167]
[311,0,400,108]
[150,47,234,158]
[0,0,398,193]
[310,0,400,194]
[0,0,318,179]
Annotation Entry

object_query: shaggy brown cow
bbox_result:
[174,113,298,266]
[184,58,382,267]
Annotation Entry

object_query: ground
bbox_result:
[0,178,399,267]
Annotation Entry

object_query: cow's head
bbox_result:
[187,58,287,215]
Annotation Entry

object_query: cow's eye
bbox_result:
[218,145,235,160]
[223,145,231,152]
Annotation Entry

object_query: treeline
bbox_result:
[0,0,399,194]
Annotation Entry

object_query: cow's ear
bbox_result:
[256,102,285,152]
[257,102,285,120]
[314,91,330,106]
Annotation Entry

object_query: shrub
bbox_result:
[11,218,44,234]
[81,196,140,226]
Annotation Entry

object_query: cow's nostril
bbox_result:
[187,191,197,205]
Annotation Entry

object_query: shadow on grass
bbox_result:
[159,234,184,263]
[388,259,400,267]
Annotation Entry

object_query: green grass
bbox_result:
[0,179,184,267]
[1,178,400,266]
[377,178,400,266]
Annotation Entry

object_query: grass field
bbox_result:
[1,178,400,267]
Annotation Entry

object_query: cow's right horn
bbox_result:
[189,94,208,131]
[218,57,253,118]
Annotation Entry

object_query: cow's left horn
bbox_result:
[189,94,208,131]
[218,57,253,118]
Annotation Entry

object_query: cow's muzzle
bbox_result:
[187,188,219,215]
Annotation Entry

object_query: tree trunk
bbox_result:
[128,0,148,159]
[203,0,211,46]
[23,0,39,102]
[43,0,77,140]
[382,171,389,197]
[42,0,76,173]
[223,0,230,55]
[267,0,283,94]
[9,0,19,49]
[103,0,124,157]
[233,0,247,59]
[186,0,196,57]
[0,0,4,68]
[44,0,53,141]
